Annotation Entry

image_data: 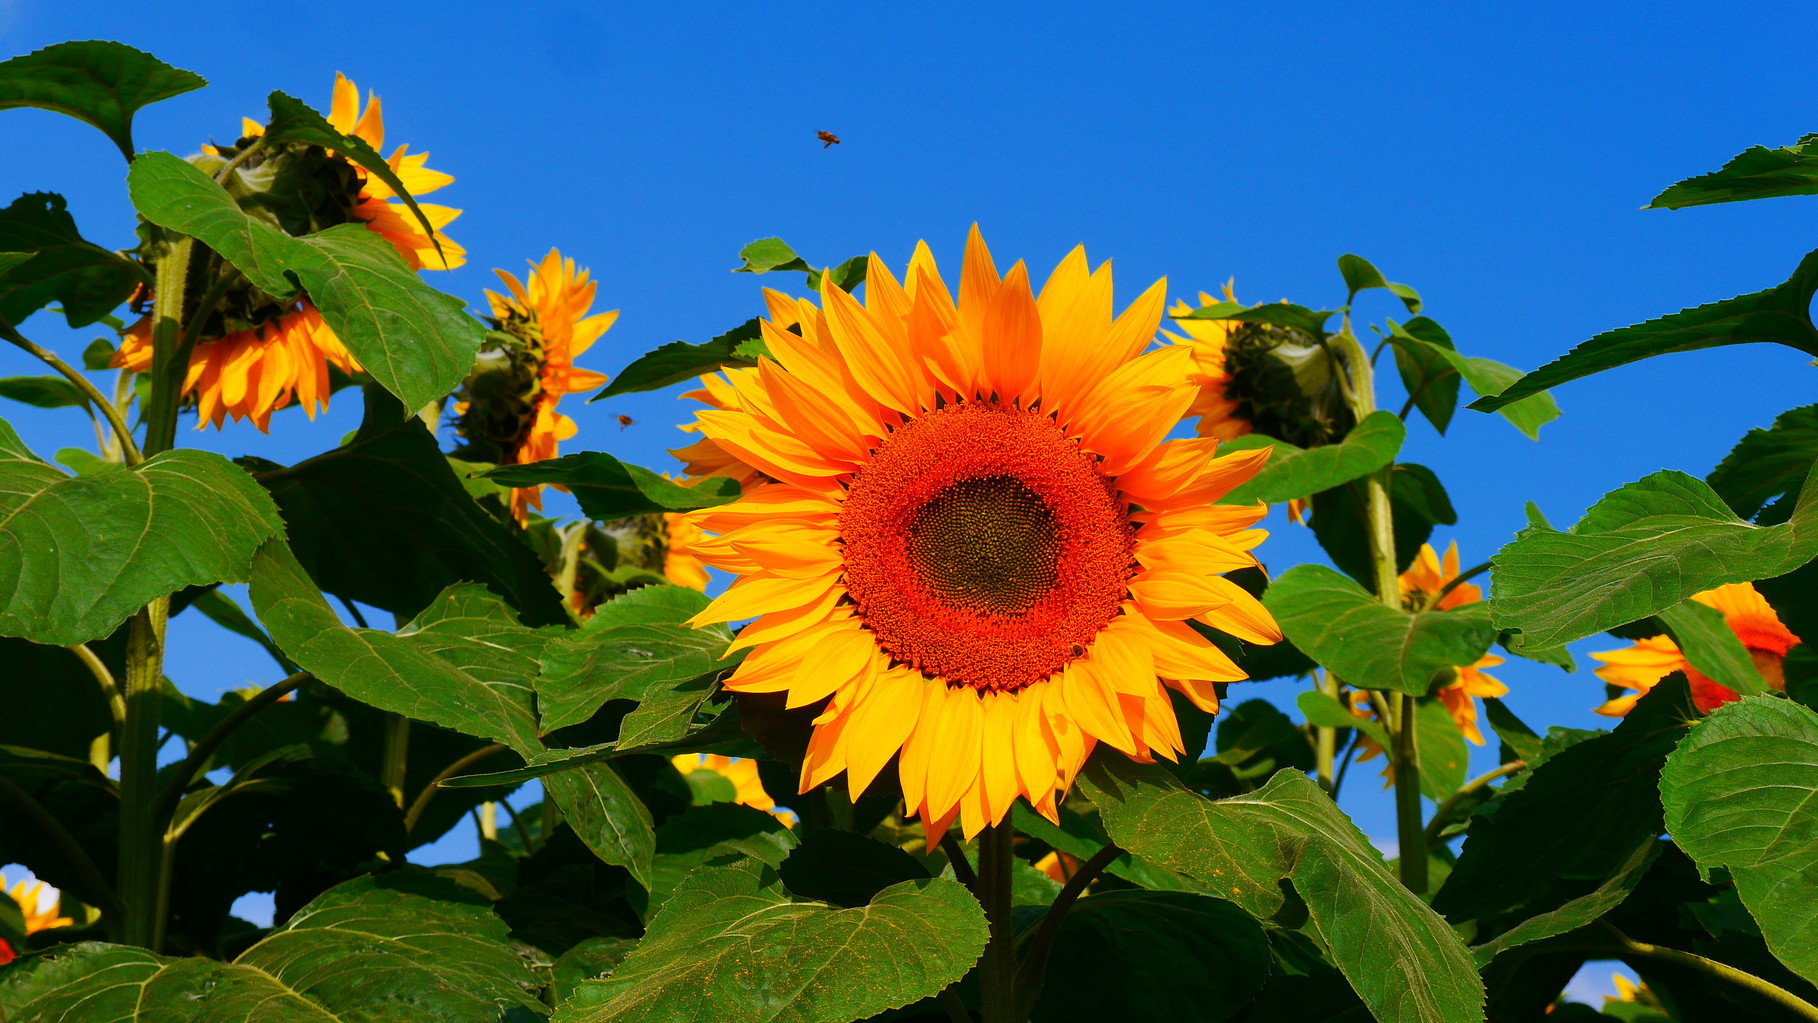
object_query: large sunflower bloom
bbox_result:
[1592,582,1801,715]
[682,228,1281,839]
[459,249,615,521]
[1161,282,1249,443]
[114,73,461,430]
[1400,542,1506,745]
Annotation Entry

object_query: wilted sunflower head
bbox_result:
[1220,320,1356,448]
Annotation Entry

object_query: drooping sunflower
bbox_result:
[453,249,615,521]
[1591,582,1801,715]
[114,72,462,430]
[682,228,1280,839]
[1398,541,1506,745]
[671,754,793,824]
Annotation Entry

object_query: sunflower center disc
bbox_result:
[839,401,1135,692]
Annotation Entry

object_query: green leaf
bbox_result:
[1708,404,1818,520]
[1416,695,1469,801]
[483,451,740,519]
[1387,319,1559,439]
[1173,301,1338,338]
[1660,598,1767,696]
[1309,464,1455,589]
[1647,134,1818,209]
[0,375,89,410]
[0,420,283,645]
[537,585,734,733]
[806,255,868,293]
[1483,697,1543,765]
[643,802,797,914]
[1265,564,1496,695]
[0,636,117,759]
[1030,890,1272,1023]
[246,539,547,753]
[1220,410,1405,505]
[261,91,447,268]
[126,152,482,412]
[1470,247,1818,413]
[1488,468,1818,649]
[1080,760,1485,1023]
[1298,689,1389,749]
[553,859,988,1023]
[540,759,657,889]
[593,317,763,400]
[776,829,930,908]
[1337,253,1422,313]
[1433,677,1697,926]
[1470,839,1660,967]
[0,193,145,328]
[1660,695,1818,986]
[735,237,813,274]
[0,41,205,161]
[253,389,567,627]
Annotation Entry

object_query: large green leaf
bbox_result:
[1432,678,1697,926]
[126,152,482,413]
[542,759,658,889]
[0,41,205,161]
[1659,598,1766,696]
[253,389,567,627]
[0,420,283,645]
[1220,410,1404,505]
[1648,134,1818,209]
[246,539,546,753]
[1469,838,1660,967]
[484,451,741,519]
[1660,696,1818,986]
[1309,463,1455,590]
[538,585,734,733]
[1386,318,1560,440]
[1470,248,1818,413]
[553,858,987,1022]
[1264,563,1496,695]
[1488,468,1818,649]
[0,192,145,328]
[1030,890,1272,1023]
[1079,760,1484,1023]
[261,91,447,268]
[0,872,542,1021]
[593,317,764,400]
[642,802,797,915]
[1708,404,1818,520]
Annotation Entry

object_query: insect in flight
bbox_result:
[817,130,841,149]
[615,414,634,430]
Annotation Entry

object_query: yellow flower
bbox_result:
[1399,542,1505,745]
[115,72,460,431]
[456,249,615,522]
[1592,582,1801,716]
[1161,282,1249,444]
[671,754,795,824]
[662,512,711,591]
[680,227,1280,839]
[3,875,72,936]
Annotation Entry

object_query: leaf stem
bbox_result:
[937,986,974,1023]
[1421,561,1492,613]
[975,824,1020,1023]
[1595,922,1818,1021]
[404,743,510,836]
[117,602,170,948]
[1423,760,1526,847]
[150,670,311,831]
[940,832,978,889]
[0,771,123,922]
[67,643,126,727]
[380,713,411,809]
[1314,669,1338,792]
[0,319,143,465]
[1013,842,1122,1018]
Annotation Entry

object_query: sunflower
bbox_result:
[1591,582,1801,716]
[680,228,1280,839]
[663,512,711,591]
[3,875,71,936]
[671,754,794,824]
[1162,282,1249,443]
[114,72,461,430]
[453,249,615,521]
[1397,542,1506,745]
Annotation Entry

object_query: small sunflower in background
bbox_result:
[671,754,795,825]
[1162,281,1249,444]
[1398,542,1506,745]
[679,227,1279,839]
[115,72,462,431]
[453,249,615,522]
[1592,582,1802,715]
[0,874,72,964]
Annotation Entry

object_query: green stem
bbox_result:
[117,603,168,948]
[404,743,509,836]
[1594,922,1818,1021]
[67,643,125,727]
[976,825,1020,1023]
[144,237,195,456]
[1391,692,1428,894]
[151,671,311,830]
[0,319,143,465]
[1014,843,1122,1018]
[380,713,411,809]
[1314,670,1338,793]
[1424,760,1526,847]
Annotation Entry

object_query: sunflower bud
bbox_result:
[1221,321,1356,448]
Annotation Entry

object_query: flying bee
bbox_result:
[817,130,840,149]
[615,414,634,430]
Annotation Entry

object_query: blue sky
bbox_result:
[2,2,1813,993]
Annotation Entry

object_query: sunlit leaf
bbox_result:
[553,859,987,1023]
[1708,404,1818,520]
[1660,695,1818,986]
[1647,134,1818,209]
[1265,564,1496,695]
[592,317,762,400]
[1172,298,1337,337]
[537,585,735,733]
[540,759,657,890]
[1488,469,1818,649]
[641,802,796,916]
[1387,318,1559,439]
[0,419,282,645]
[126,152,482,413]
[1221,410,1405,505]
[1659,598,1766,696]
[1470,248,1818,413]
[1338,253,1421,313]
[0,41,205,160]
[483,451,740,519]
[1081,760,1485,1023]
[0,193,144,328]
[0,375,89,410]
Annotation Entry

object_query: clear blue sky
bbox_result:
[2,3,1814,982]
